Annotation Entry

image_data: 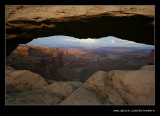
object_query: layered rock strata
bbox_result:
[6,45,63,80]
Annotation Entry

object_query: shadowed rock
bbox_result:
[107,65,154,105]
[6,45,64,80]
[6,67,48,93]
[6,6,154,56]
[59,86,104,105]
[5,65,154,105]
[83,71,126,104]
[43,81,82,98]
[6,67,83,105]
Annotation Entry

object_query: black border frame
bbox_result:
[1,0,159,113]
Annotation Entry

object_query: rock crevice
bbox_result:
[6,65,154,105]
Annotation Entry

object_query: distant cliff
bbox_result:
[60,48,69,54]
[6,45,64,80]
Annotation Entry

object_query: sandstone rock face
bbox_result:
[6,81,83,105]
[83,71,126,104]
[6,67,83,105]
[6,68,48,93]
[6,6,154,22]
[83,65,154,105]
[59,86,104,105]
[6,6,154,56]
[107,66,154,105]
[83,71,108,97]
[6,89,63,105]
[12,46,29,55]
[43,81,82,98]
[105,87,126,104]
[5,65,154,105]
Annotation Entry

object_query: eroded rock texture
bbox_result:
[6,6,154,56]
[6,45,80,81]
[6,45,63,80]
[6,65,154,105]
[107,66,154,105]
[6,67,82,105]
[6,66,48,93]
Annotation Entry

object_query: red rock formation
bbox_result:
[6,45,63,80]
[12,45,29,55]
[60,48,69,54]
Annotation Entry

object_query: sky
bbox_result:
[26,35,154,48]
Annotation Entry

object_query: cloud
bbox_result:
[64,38,97,44]
[118,39,127,42]
[128,41,136,44]
[111,40,116,44]
[26,35,154,48]
[114,39,137,45]
[119,39,124,41]
[117,39,132,43]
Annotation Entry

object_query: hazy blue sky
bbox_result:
[26,35,154,48]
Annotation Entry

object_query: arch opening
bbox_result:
[25,35,154,48]
[6,35,155,82]
[6,5,154,56]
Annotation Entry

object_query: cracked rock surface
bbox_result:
[6,65,154,105]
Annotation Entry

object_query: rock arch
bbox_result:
[6,5,154,56]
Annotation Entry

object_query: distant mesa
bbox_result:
[12,45,29,56]
[60,48,69,54]
[6,45,81,81]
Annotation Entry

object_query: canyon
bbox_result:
[62,46,154,82]
[6,45,155,105]
[6,45,154,82]
[6,65,154,105]
[6,45,79,81]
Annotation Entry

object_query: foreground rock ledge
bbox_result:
[6,6,154,56]
[6,65,154,105]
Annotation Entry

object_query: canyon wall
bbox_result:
[6,45,80,81]
[6,45,64,80]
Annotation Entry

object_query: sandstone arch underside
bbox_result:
[6,6,154,56]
